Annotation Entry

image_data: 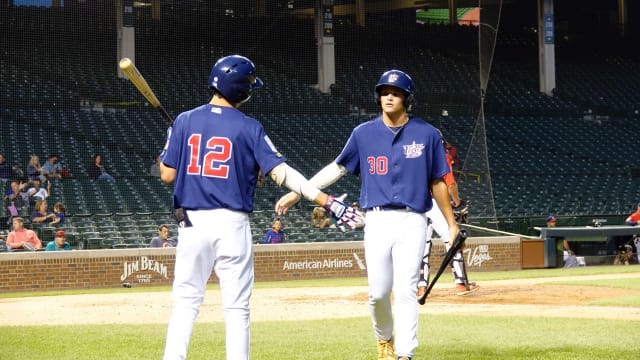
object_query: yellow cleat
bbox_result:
[376,338,395,360]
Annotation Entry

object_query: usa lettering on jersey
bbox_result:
[403,141,425,159]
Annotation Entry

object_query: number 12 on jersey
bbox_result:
[187,134,233,178]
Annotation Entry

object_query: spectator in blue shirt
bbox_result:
[53,202,66,225]
[150,224,177,248]
[42,154,63,180]
[46,230,71,251]
[0,153,23,182]
[263,218,285,244]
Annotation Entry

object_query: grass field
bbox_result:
[1,266,639,359]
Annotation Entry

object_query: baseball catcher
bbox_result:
[417,138,478,304]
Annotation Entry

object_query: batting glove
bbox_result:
[159,126,172,161]
[324,195,365,229]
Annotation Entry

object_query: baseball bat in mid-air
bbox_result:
[119,58,173,126]
[422,229,468,302]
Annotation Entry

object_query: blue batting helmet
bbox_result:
[374,69,414,109]
[208,55,263,104]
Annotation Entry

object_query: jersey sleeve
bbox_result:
[335,131,360,175]
[254,126,287,176]
[430,134,450,182]
[161,113,185,169]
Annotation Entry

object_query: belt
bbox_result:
[367,205,413,212]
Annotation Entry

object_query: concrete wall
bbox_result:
[0,236,521,293]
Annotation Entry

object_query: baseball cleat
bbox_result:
[377,338,395,360]
[455,283,479,296]
[417,286,428,305]
[398,357,412,360]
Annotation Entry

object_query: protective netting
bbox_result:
[461,0,503,226]
[1,2,498,246]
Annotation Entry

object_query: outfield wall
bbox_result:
[0,236,521,293]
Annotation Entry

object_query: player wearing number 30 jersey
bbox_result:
[276,70,459,360]
[159,55,363,360]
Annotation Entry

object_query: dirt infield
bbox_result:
[1,273,639,326]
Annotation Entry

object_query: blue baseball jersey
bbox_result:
[162,104,286,212]
[335,115,449,213]
[263,229,285,244]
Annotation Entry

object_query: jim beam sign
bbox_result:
[121,256,169,284]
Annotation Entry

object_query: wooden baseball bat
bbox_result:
[119,58,173,126]
[422,229,468,302]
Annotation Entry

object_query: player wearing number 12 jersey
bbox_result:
[276,70,459,360]
[159,55,363,360]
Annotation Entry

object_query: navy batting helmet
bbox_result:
[208,55,263,104]
[374,69,414,109]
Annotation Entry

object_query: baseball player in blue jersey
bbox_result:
[276,70,459,360]
[159,55,363,360]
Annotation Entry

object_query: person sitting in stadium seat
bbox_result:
[26,155,46,183]
[311,207,332,229]
[88,154,116,182]
[6,217,42,251]
[0,153,23,182]
[30,199,60,225]
[53,202,66,225]
[42,154,64,180]
[46,230,71,251]
[149,224,176,248]
[263,218,285,244]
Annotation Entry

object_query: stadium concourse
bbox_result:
[1,2,640,248]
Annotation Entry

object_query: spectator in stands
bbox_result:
[27,178,50,205]
[4,179,29,212]
[149,224,176,248]
[53,202,66,225]
[546,215,578,268]
[45,230,71,251]
[0,153,11,182]
[88,154,115,182]
[0,153,23,182]
[31,199,60,225]
[6,217,42,251]
[42,154,63,180]
[149,155,161,177]
[263,218,285,244]
[26,155,46,183]
[311,206,332,228]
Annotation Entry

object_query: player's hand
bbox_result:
[323,195,365,229]
[448,223,461,245]
[275,191,302,215]
[159,127,172,161]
